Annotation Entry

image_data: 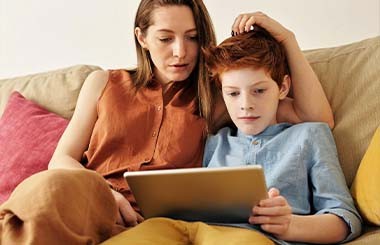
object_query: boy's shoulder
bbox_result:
[290,122,331,132]
[287,122,335,144]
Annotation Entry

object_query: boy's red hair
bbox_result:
[203,27,289,87]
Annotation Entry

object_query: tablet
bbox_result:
[124,165,268,223]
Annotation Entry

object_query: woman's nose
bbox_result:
[172,40,186,58]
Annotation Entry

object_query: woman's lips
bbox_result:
[170,64,188,70]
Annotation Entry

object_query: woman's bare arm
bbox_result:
[48,70,109,169]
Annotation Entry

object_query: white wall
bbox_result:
[0,0,379,79]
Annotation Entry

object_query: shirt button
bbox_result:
[152,131,156,137]
[157,106,161,111]
[252,140,259,145]
[144,158,149,162]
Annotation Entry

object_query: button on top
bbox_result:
[252,140,259,145]
[157,106,161,111]
[152,131,156,137]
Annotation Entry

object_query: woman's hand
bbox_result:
[249,188,292,238]
[232,12,294,45]
[110,189,144,227]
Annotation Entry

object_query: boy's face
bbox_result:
[220,67,289,135]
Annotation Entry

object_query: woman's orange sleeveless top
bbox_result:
[83,70,206,209]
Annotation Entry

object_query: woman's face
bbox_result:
[136,5,199,85]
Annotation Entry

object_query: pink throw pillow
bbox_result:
[0,91,68,204]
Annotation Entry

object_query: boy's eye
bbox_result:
[253,89,265,94]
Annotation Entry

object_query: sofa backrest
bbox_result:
[304,36,380,186]
[0,65,101,119]
[1,37,379,187]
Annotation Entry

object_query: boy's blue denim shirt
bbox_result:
[203,122,362,245]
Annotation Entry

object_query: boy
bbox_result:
[202,28,362,244]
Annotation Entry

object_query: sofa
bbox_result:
[0,36,379,244]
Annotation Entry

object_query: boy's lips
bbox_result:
[238,116,260,121]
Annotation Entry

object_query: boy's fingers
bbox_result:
[261,223,289,235]
[249,214,290,225]
[253,205,291,216]
[268,187,280,198]
[259,196,287,208]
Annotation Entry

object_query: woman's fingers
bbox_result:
[232,12,263,35]
[232,14,244,35]
[238,15,250,34]
[119,197,139,226]
[111,189,140,227]
[136,211,145,223]
[231,12,293,44]
[115,210,126,226]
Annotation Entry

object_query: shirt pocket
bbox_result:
[261,149,308,201]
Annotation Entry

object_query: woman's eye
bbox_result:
[159,37,172,43]
[227,92,239,97]
[187,35,198,41]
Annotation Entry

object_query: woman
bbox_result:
[0,1,333,244]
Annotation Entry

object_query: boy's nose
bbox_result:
[240,106,254,111]
[241,95,255,110]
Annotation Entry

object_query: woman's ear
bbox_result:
[135,27,148,49]
[279,75,291,100]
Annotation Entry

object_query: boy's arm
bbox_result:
[251,189,349,244]
[251,124,361,243]
[232,12,334,128]
[279,214,348,243]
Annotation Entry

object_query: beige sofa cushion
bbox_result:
[0,65,101,119]
[304,36,380,186]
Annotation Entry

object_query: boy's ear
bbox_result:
[135,27,148,49]
[279,75,291,100]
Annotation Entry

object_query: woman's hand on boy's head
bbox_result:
[249,188,292,237]
[232,12,295,45]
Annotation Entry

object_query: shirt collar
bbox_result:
[237,123,292,139]
[148,77,190,90]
